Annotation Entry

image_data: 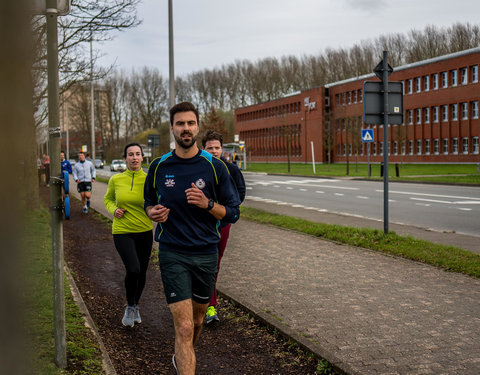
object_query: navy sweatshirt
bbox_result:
[144,149,241,255]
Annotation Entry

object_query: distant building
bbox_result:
[234,47,480,164]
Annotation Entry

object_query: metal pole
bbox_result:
[383,51,389,234]
[168,0,175,150]
[310,141,316,174]
[90,28,95,160]
[46,0,66,367]
[65,99,69,159]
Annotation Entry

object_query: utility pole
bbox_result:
[90,27,95,160]
[168,0,175,150]
[46,0,66,367]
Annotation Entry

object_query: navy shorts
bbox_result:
[159,250,218,304]
[77,182,92,193]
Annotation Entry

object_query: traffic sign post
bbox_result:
[363,51,404,234]
[361,129,374,177]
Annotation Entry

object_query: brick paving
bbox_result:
[72,174,480,374]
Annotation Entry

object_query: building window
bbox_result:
[408,109,413,124]
[461,102,468,119]
[401,140,406,155]
[335,94,340,105]
[433,106,439,122]
[472,101,479,119]
[416,139,422,155]
[416,108,421,124]
[415,77,421,92]
[342,92,346,105]
[424,75,429,91]
[379,142,383,156]
[452,138,458,154]
[441,71,448,88]
[408,140,413,155]
[347,91,351,104]
[337,144,341,155]
[393,141,398,155]
[473,137,479,154]
[353,91,357,103]
[441,105,449,122]
[451,104,458,121]
[358,89,363,102]
[432,73,438,89]
[472,65,478,83]
[425,139,430,155]
[342,144,346,155]
[443,138,449,154]
[434,139,439,154]
[424,107,430,123]
[462,138,469,154]
[407,79,412,94]
[460,67,468,85]
[348,144,352,156]
[372,142,376,156]
[451,69,457,86]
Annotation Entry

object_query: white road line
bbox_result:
[415,203,431,206]
[356,196,369,199]
[410,197,452,204]
[315,190,325,194]
[299,188,307,191]
[377,190,480,201]
[458,208,472,211]
[334,193,344,196]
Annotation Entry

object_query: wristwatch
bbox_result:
[206,198,214,211]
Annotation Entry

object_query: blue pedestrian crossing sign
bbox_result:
[361,129,374,142]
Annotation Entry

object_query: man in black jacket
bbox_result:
[202,130,246,324]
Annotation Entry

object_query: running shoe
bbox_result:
[86,199,91,208]
[122,305,135,327]
[133,305,141,324]
[82,206,88,214]
[205,306,219,324]
[172,354,178,374]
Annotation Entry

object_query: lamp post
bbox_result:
[90,27,95,161]
[168,0,175,150]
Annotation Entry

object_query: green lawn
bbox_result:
[25,209,103,374]
[244,162,480,184]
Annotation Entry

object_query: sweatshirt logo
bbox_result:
[165,178,175,187]
[195,178,206,189]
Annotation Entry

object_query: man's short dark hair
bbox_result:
[169,101,199,126]
[123,142,144,158]
[201,130,223,148]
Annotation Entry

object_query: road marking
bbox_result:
[287,187,293,190]
[415,203,431,207]
[410,197,452,204]
[299,188,307,191]
[458,208,472,211]
[315,190,325,194]
[378,190,480,201]
[356,196,369,199]
[334,193,344,196]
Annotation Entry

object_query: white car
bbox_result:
[110,159,126,172]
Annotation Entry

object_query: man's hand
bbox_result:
[185,183,208,209]
[146,204,170,223]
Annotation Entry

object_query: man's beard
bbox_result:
[174,131,197,149]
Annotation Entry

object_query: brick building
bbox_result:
[234,47,480,164]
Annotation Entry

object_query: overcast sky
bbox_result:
[96,0,480,77]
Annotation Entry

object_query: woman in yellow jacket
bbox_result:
[104,143,153,327]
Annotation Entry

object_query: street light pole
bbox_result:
[46,0,66,367]
[90,27,95,160]
[168,0,175,150]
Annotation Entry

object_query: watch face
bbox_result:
[207,199,214,210]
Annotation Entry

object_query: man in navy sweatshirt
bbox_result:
[144,101,240,375]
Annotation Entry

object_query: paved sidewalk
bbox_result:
[69,175,480,374]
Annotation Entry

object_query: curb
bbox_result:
[65,266,118,375]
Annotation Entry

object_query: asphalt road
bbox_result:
[244,173,480,237]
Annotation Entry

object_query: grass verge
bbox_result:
[25,209,104,374]
[240,206,480,278]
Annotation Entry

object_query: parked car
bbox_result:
[94,159,104,169]
[110,159,126,172]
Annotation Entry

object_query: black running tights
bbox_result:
[113,231,153,306]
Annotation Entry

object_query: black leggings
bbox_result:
[113,231,153,306]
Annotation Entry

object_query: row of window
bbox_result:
[335,89,363,106]
[337,137,480,156]
[236,101,302,122]
[405,65,479,94]
[406,101,479,124]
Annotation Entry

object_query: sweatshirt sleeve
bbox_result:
[72,165,78,181]
[144,159,158,210]
[104,176,117,216]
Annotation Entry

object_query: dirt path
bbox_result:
[41,187,321,374]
